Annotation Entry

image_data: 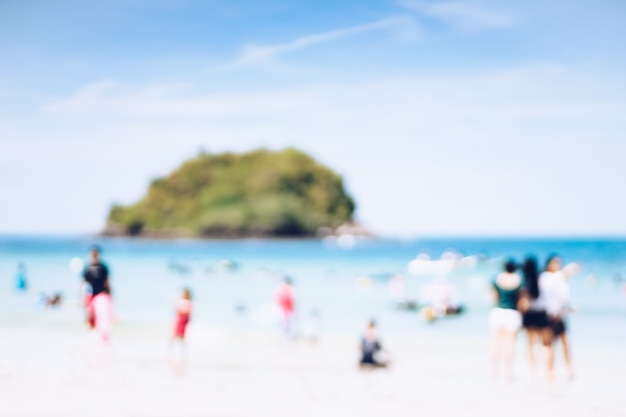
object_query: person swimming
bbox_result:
[488,259,523,381]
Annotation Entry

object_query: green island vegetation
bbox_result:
[104,148,356,238]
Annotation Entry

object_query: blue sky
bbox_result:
[1,0,625,236]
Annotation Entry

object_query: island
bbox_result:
[103,148,358,238]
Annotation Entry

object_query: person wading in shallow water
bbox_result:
[81,245,110,329]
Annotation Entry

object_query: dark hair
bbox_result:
[504,259,517,273]
[89,245,102,254]
[522,256,540,299]
[545,254,560,271]
[182,288,193,300]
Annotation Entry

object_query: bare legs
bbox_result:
[527,328,554,381]
[527,330,537,371]
[491,329,517,381]
[558,332,574,379]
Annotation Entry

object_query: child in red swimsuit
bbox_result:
[173,288,193,341]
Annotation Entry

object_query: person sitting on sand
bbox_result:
[359,320,390,369]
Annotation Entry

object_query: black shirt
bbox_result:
[82,262,109,296]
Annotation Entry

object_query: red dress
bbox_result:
[174,300,192,339]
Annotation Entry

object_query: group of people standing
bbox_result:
[489,254,578,381]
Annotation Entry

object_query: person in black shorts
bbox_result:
[82,245,110,328]
[518,256,552,378]
[359,321,390,369]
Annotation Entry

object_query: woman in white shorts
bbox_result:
[489,259,523,380]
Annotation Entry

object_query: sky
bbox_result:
[0,0,625,236]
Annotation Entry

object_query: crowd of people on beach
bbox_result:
[11,245,580,380]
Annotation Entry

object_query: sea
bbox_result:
[1,236,625,349]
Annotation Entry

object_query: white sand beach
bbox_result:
[1,318,624,417]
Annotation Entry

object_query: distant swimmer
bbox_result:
[14,263,27,292]
[81,245,110,329]
[38,292,63,308]
[539,254,579,379]
[488,259,523,381]
[420,276,464,322]
[275,277,295,338]
[359,320,390,369]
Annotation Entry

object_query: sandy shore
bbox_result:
[0,320,624,417]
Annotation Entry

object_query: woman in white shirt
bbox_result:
[539,255,579,379]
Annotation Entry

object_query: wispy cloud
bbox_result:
[399,0,518,32]
[222,16,420,69]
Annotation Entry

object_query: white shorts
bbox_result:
[488,308,522,332]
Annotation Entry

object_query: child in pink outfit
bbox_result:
[275,277,295,336]
[92,285,113,344]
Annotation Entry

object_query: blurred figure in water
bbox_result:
[540,254,579,379]
[359,320,390,369]
[14,263,27,292]
[170,288,193,357]
[389,274,406,302]
[81,246,110,329]
[420,276,463,322]
[389,274,417,311]
[37,292,63,308]
[519,256,553,379]
[92,282,114,344]
[488,259,523,381]
[304,308,322,345]
[275,277,295,338]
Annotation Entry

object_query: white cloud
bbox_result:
[222,16,421,69]
[399,0,518,32]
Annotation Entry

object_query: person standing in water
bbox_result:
[81,246,110,329]
[14,263,28,292]
[540,254,579,379]
[92,281,114,344]
[488,259,523,381]
[275,277,295,338]
[172,288,193,346]
[519,256,553,379]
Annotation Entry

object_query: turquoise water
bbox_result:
[1,236,625,346]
